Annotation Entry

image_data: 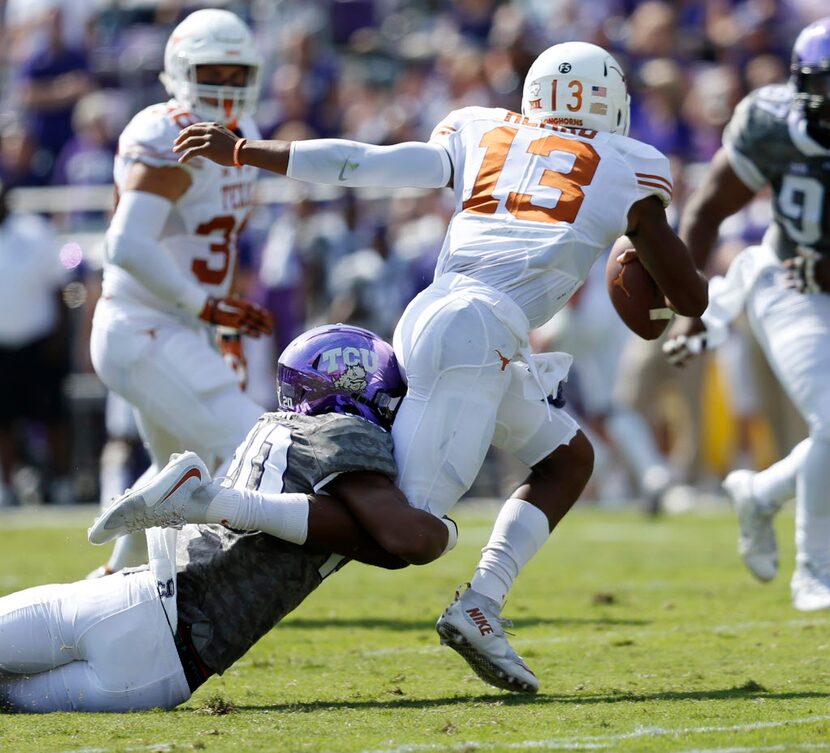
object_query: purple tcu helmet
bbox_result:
[791,16,830,133]
[277,324,406,430]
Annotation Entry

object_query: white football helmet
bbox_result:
[160,9,262,125]
[522,42,630,135]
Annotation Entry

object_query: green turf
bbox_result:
[1,502,829,753]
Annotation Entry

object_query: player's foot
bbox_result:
[723,469,777,582]
[88,452,210,545]
[436,585,539,694]
[791,562,830,611]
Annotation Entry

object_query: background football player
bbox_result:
[88,9,272,576]
[0,325,456,713]
[670,16,830,610]
[173,41,707,693]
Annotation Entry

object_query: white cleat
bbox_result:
[436,585,539,694]
[723,469,778,582]
[88,452,211,545]
[791,562,830,611]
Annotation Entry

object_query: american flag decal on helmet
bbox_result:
[591,85,607,97]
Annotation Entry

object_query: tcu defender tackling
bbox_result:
[89,10,271,574]
[175,42,707,692]
[667,17,830,610]
[0,325,455,712]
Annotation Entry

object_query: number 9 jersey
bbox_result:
[429,106,673,329]
[104,100,260,318]
[723,84,830,261]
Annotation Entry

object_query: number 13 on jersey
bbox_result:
[463,125,600,225]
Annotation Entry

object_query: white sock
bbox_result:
[796,436,830,569]
[470,497,550,605]
[199,483,310,545]
[107,532,149,571]
[106,463,157,571]
[605,408,672,495]
[752,438,810,512]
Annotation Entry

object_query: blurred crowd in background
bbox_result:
[0,0,825,506]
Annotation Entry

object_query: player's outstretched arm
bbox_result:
[679,148,756,268]
[323,472,455,566]
[173,123,451,189]
[626,196,708,317]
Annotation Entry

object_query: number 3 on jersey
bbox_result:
[463,126,600,224]
[193,215,238,285]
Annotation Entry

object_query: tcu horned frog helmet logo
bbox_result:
[332,364,369,393]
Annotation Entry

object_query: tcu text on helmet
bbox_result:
[319,347,379,374]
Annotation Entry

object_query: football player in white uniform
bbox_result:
[0,325,456,712]
[668,16,830,611]
[89,9,272,575]
[174,41,707,692]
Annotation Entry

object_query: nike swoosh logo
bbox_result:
[160,467,202,503]
[338,159,357,181]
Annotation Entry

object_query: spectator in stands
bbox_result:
[15,8,95,178]
[0,120,50,189]
[0,179,75,506]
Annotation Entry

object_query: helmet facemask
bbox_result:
[183,64,261,125]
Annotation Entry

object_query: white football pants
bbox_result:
[392,273,579,517]
[746,264,830,567]
[0,569,190,712]
[91,299,262,470]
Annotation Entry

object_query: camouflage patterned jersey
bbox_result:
[174,411,397,675]
[723,83,830,260]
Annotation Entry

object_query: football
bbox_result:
[605,237,672,340]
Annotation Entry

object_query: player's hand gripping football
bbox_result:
[174,122,239,166]
[199,296,273,337]
[662,317,708,367]
[217,328,248,391]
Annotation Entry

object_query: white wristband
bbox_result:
[441,516,458,556]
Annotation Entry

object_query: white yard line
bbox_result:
[363,715,830,753]
[677,744,830,753]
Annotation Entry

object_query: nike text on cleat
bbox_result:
[435,585,539,694]
[88,451,211,545]
[791,562,830,611]
[723,469,778,582]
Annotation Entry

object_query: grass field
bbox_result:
[1,501,829,753]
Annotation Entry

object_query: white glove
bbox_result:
[788,246,823,294]
[662,332,707,367]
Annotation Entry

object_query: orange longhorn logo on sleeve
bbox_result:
[495,350,511,371]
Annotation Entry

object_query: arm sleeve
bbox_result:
[287,139,452,189]
[722,94,768,193]
[105,190,208,317]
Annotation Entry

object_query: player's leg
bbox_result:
[434,362,589,693]
[392,289,518,517]
[0,570,190,711]
[611,336,679,514]
[747,268,830,609]
[724,438,810,582]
